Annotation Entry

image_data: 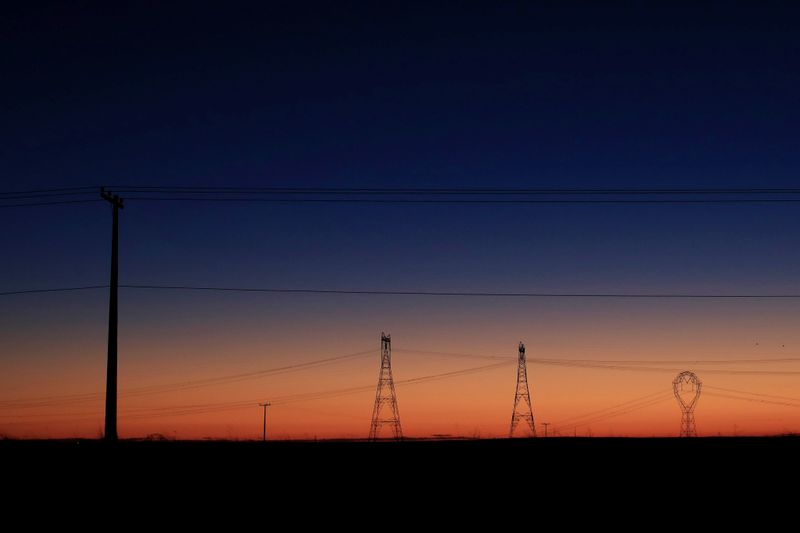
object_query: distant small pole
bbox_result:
[101,187,123,442]
[542,422,550,437]
[259,402,271,441]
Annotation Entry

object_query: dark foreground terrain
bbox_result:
[3,437,796,512]
[3,436,797,475]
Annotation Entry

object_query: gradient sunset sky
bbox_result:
[2,3,800,439]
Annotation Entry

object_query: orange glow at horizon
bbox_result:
[3,298,800,440]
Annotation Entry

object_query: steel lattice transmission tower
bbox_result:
[509,341,537,438]
[368,332,403,440]
[673,371,701,437]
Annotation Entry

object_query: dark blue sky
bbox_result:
[4,3,800,189]
[2,2,800,331]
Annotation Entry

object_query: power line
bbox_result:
[9,186,800,203]
[117,285,800,298]
[395,348,800,365]
[704,385,800,403]
[553,391,677,433]
[123,197,800,205]
[12,284,800,299]
[530,359,800,376]
[5,283,800,298]
[0,199,104,208]
[395,348,509,361]
[553,390,673,426]
[99,185,800,204]
[117,349,375,398]
[11,185,800,198]
[532,357,800,365]
[0,192,101,200]
[0,349,375,409]
[8,185,800,207]
[268,361,513,406]
[0,391,102,409]
[143,362,512,418]
[7,365,800,430]
[0,186,97,196]
[4,344,798,411]
[6,385,797,426]
[109,361,513,420]
[553,396,674,433]
[704,391,800,408]
[0,285,109,296]
[101,186,800,195]
[396,349,800,376]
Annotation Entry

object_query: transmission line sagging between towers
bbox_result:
[0,349,377,409]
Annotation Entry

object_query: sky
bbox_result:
[2,2,800,439]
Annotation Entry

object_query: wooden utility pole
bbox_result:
[101,188,123,442]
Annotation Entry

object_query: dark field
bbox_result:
[3,437,794,512]
[4,436,797,477]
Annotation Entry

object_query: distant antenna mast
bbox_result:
[509,341,537,437]
[368,332,403,440]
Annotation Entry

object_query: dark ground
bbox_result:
[3,437,794,518]
[3,436,797,478]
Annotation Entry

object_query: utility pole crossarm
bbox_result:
[101,187,124,209]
